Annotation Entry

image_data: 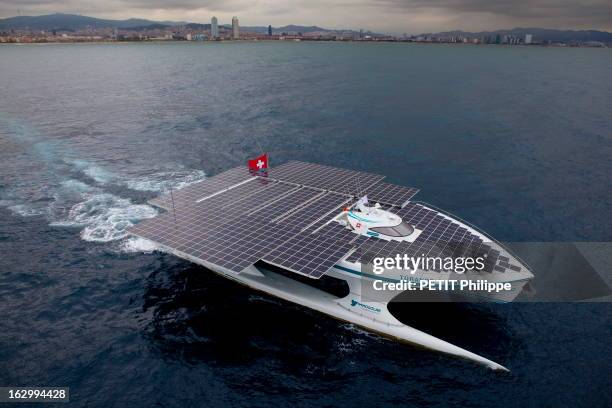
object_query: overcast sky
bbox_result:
[1,0,611,33]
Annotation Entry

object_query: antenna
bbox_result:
[253,134,265,155]
[345,174,360,210]
[200,146,206,168]
[169,183,178,226]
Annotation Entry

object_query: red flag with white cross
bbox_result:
[248,153,268,172]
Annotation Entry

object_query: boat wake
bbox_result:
[0,115,204,247]
[51,168,204,245]
[121,236,160,253]
[126,170,206,193]
[50,192,158,242]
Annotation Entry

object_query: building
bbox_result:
[525,34,533,44]
[211,16,218,38]
[268,25,272,36]
[232,16,239,39]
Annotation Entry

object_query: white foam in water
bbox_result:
[68,159,116,184]
[126,169,206,192]
[340,323,384,341]
[60,179,96,193]
[121,236,161,253]
[51,193,157,242]
[7,203,47,217]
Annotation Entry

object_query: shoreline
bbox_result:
[1,39,609,48]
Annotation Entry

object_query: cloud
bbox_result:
[0,0,610,33]
[377,0,612,24]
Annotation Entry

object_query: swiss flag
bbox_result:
[248,153,268,172]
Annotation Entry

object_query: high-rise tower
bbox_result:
[211,16,219,38]
[232,16,239,40]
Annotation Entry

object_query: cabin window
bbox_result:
[371,222,414,237]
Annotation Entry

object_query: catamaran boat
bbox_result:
[129,160,533,371]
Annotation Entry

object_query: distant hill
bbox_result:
[243,24,374,36]
[275,25,329,33]
[421,27,612,43]
[0,13,377,36]
[184,23,210,30]
[0,13,182,31]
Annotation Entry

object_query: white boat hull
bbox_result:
[161,241,512,371]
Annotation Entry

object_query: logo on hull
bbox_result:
[350,299,381,314]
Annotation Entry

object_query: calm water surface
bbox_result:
[0,42,611,407]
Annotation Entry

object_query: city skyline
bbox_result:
[1,1,611,34]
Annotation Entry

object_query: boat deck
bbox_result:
[129,161,522,279]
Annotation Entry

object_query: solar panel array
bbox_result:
[151,161,421,215]
[250,187,321,220]
[307,203,352,232]
[346,239,408,264]
[131,180,299,271]
[149,166,253,210]
[278,192,351,231]
[131,170,362,276]
[263,222,357,278]
[267,161,385,197]
[133,161,517,279]
[365,182,419,208]
[347,202,522,273]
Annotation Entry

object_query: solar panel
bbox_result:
[250,187,321,220]
[131,180,302,272]
[345,237,389,263]
[149,178,275,228]
[217,182,297,217]
[364,240,403,263]
[132,208,296,273]
[131,172,359,276]
[266,161,311,181]
[344,200,507,272]
[197,178,270,207]
[263,223,357,278]
[308,204,348,232]
[278,192,351,231]
[149,166,253,210]
[184,183,297,237]
[268,160,385,197]
[193,218,292,271]
[366,182,419,208]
